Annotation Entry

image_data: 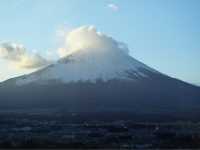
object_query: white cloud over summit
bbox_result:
[0,25,129,72]
[58,26,129,57]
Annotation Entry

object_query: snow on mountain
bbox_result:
[16,49,157,85]
[0,26,200,120]
[16,26,158,85]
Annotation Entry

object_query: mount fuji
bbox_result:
[0,26,199,120]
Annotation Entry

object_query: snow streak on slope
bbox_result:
[16,26,157,85]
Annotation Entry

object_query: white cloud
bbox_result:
[15,54,48,69]
[0,25,129,72]
[0,42,49,69]
[57,25,129,58]
[107,3,119,11]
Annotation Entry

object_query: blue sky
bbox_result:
[0,0,199,85]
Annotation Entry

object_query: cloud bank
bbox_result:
[0,42,49,69]
[58,26,129,57]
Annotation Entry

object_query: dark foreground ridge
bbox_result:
[0,111,200,149]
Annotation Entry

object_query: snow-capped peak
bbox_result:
[16,26,157,85]
[16,48,155,85]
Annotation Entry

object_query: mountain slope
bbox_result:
[0,50,199,120]
[0,26,199,120]
[15,46,158,85]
